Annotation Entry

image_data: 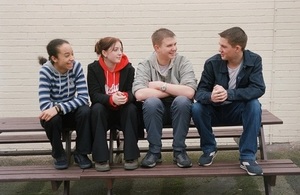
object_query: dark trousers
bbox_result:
[91,103,140,162]
[40,105,92,158]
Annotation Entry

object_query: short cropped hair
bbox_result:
[151,28,176,46]
[219,27,248,50]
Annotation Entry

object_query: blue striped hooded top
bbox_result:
[38,60,89,114]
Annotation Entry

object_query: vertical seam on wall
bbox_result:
[270,0,277,112]
[268,0,277,145]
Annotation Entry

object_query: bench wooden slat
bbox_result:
[123,127,243,140]
[261,110,283,125]
[0,145,241,156]
[0,150,52,156]
[0,134,77,143]
[79,159,300,179]
[0,166,82,182]
[0,109,283,133]
[126,145,242,153]
[0,127,242,145]
[0,175,79,182]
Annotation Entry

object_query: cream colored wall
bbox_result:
[0,0,299,143]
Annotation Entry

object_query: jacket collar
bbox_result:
[219,50,254,73]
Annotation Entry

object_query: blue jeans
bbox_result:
[142,96,192,154]
[191,99,262,160]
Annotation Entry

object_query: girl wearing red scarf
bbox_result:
[87,37,140,171]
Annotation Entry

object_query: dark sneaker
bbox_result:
[54,155,68,170]
[173,152,192,168]
[74,153,92,169]
[198,150,217,166]
[240,160,263,176]
[95,161,110,172]
[124,159,139,170]
[141,152,162,168]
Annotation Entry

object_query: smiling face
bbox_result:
[102,41,123,65]
[154,37,177,64]
[51,43,74,73]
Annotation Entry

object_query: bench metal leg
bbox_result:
[63,130,73,165]
[51,180,62,191]
[263,176,276,195]
[114,131,123,163]
[106,179,114,195]
[51,180,70,194]
[63,180,70,195]
[109,129,114,164]
[109,128,122,164]
[259,125,275,195]
[259,125,268,160]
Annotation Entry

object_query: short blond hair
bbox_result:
[151,28,176,46]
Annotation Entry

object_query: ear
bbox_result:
[51,56,58,63]
[235,45,242,52]
[102,50,107,58]
[153,44,160,52]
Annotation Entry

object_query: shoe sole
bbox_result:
[78,164,92,169]
[240,165,263,176]
[173,158,193,168]
[95,167,110,172]
[74,155,92,169]
[141,159,162,168]
[124,165,139,170]
[175,162,193,168]
[198,152,217,166]
[54,165,68,170]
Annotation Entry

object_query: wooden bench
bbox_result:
[1,110,300,195]
[0,159,299,195]
[0,165,82,195]
[110,109,282,161]
[82,159,300,195]
[0,117,75,160]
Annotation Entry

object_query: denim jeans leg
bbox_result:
[143,97,164,154]
[239,99,262,160]
[191,102,217,154]
[171,96,191,152]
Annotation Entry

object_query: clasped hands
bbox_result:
[211,84,228,103]
[112,91,127,106]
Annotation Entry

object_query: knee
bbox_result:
[77,105,90,115]
[173,96,191,105]
[246,99,261,114]
[91,103,106,115]
[171,96,191,110]
[48,115,61,124]
[123,103,137,113]
[143,97,164,111]
[191,102,202,115]
[144,97,162,106]
[44,115,61,129]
